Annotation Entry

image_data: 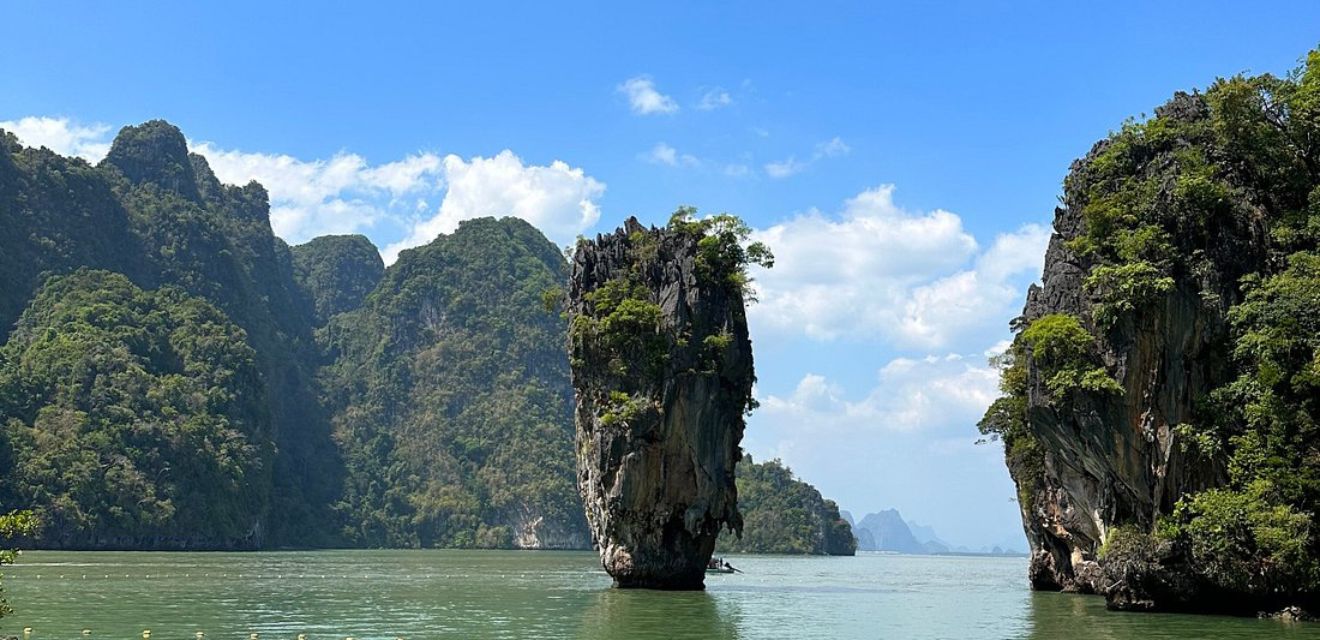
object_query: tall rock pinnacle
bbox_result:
[568,214,762,589]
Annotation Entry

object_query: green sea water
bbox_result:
[1,550,1316,639]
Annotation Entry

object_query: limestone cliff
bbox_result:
[569,215,758,589]
[1007,93,1257,594]
[992,56,1320,615]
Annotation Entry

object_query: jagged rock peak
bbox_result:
[569,214,756,589]
[291,234,385,324]
[102,119,200,200]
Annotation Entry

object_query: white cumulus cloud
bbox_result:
[748,184,1048,349]
[1,116,112,161]
[759,353,1001,434]
[618,76,679,115]
[191,142,448,243]
[383,150,604,263]
[4,116,606,263]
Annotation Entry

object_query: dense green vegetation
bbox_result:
[985,48,1320,604]
[320,217,585,548]
[718,456,855,555]
[291,235,385,325]
[0,121,336,547]
[0,270,270,547]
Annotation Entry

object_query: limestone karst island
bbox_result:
[2,4,1320,639]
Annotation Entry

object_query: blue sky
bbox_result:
[4,1,1319,549]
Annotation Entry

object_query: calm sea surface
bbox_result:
[2,550,1316,639]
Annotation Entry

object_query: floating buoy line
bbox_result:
[12,631,397,640]
[22,573,451,580]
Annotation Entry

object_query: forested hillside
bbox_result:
[717,456,856,556]
[291,235,385,326]
[319,217,587,548]
[0,270,271,548]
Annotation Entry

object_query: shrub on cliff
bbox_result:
[1018,314,1123,398]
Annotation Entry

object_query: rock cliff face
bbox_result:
[569,216,755,589]
[1008,94,1260,594]
[993,55,1320,614]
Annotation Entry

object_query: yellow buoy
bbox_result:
[196,633,205,640]
[82,630,91,637]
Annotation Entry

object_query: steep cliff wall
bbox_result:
[569,215,761,589]
[988,53,1320,615]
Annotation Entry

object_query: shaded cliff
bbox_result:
[569,212,768,588]
[716,455,856,556]
[984,50,1320,615]
[0,120,339,547]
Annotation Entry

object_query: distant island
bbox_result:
[839,509,1023,557]
[718,456,856,556]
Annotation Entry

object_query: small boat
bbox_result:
[706,557,739,574]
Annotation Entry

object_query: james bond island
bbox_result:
[567,212,770,589]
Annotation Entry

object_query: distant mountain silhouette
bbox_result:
[849,509,1020,555]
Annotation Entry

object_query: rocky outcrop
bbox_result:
[569,216,755,589]
[1009,93,1262,596]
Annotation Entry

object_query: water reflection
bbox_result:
[577,588,739,640]
[1026,591,1320,639]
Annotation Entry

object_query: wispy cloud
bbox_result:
[640,142,700,167]
[763,136,851,179]
[618,76,679,115]
[697,87,732,110]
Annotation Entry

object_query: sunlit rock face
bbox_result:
[568,217,753,589]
